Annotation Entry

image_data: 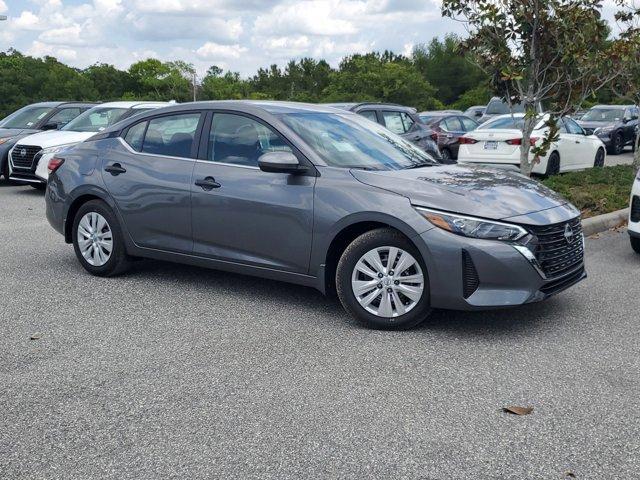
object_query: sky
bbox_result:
[0,0,624,78]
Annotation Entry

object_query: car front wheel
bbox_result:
[594,148,605,168]
[72,200,131,277]
[336,228,432,329]
[631,236,640,254]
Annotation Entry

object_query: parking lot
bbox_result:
[1,156,639,479]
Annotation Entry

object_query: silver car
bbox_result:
[45,101,586,329]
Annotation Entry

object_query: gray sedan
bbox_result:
[45,101,585,329]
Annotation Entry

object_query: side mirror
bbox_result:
[41,122,60,131]
[258,151,306,174]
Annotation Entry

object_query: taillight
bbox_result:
[505,137,539,146]
[431,132,438,142]
[459,137,478,144]
[48,157,65,174]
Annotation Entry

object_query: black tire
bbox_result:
[30,183,46,191]
[72,200,131,277]
[0,157,8,182]
[441,148,452,162]
[631,237,640,255]
[610,132,624,155]
[336,228,432,330]
[545,151,561,176]
[594,148,605,168]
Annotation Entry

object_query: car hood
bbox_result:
[0,127,39,139]
[15,130,94,148]
[577,120,614,129]
[351,164,572,221]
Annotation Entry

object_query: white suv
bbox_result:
[630,170,640,253]
[9,101,172,187]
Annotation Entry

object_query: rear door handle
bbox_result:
[105,163,126,176]
[195,176,221,191]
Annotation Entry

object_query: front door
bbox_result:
[190,112,315,274]
[102,111,204,253]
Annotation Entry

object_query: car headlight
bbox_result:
[39,143,79,156]
[594,126,614,136]
[415,207,528,241]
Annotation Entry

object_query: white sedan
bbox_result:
[629,172,640,254]
[457,113,607,175]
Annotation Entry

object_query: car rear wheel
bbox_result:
[545,151,561,176]
[441,148,452,162]
[72,200,131,277]
[631,237,640,254]
[336,228,432,329]
[594,148,605,168]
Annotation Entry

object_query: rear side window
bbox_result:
[358,110,378,123]
[141,113,201,158]
[48,108,81,125]
[459,116,478,132]
[442,117,462,132]
[124,122,147,151]
[382,111,414,134]
[209,113,291,167]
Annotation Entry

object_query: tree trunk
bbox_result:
[519,116,537,176]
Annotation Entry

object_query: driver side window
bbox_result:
[209,113,291,167]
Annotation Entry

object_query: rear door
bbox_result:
[103,111,204,253]
[563,117,592,168]
[190,111,315,274]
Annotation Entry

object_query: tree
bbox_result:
[412,35,488,106]
[322,52,439,110]
[83,64,136,100]
[610,0,640,169]
[128,59,193,102]
[442,0,631,176]
[201,65,251,100]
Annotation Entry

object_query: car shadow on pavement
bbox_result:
[125,258,566,337]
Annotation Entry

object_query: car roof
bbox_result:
[136,100,357,116]
[23,101,97,108]
[591,104,634,109]
[322,102,416,113]
[91,101,175,109]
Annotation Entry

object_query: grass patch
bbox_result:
[541,165,636,218]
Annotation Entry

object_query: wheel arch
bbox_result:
[64,187,115,243]
[321,214,425,296]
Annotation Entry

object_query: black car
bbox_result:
[324,103,446,162]
[0,101,95,180]
[418,113,479,161]
[577,105,639,155]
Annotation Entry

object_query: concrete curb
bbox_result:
[582,208,629,237]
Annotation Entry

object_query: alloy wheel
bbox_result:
[351,246,424,317]
[77,212,113,267]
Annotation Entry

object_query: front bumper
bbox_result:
[9,150,49,184]
[596,133,613,147]
[415,226,586,311]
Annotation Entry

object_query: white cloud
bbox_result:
[196,42,248,60]
[13,11,42,30]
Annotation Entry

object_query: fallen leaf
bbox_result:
[502,406,533,415]
[30,333,41,340]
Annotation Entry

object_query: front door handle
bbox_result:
[195,176,221,191]
[105,163,126,176]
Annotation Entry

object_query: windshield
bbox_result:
[480,116,527,130]
[62,107,129,132]
[279,112,438,170]
[485,99,526,115]
[0,106,54,129]
[581,108,625,122]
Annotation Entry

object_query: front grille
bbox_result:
[583,127,595,135]
[540,266,586,295]
[527,217,584,279]
[631,195,640,223]
[11,144,42,170]
[462,250,480,298]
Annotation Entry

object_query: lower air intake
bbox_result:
[462,250,480,299]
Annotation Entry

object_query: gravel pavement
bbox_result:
[1,182,639,480]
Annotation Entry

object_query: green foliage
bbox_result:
[412,35,488,106]
[541,165,635,218]
[449,84,491,110]
[128,58,194,102]
[322,52,439,110]
[201,67,251,100]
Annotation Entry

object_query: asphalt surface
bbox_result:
[1,180,639,480]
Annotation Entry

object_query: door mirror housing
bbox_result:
[258,151,306,174]
[41,122,60,131]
